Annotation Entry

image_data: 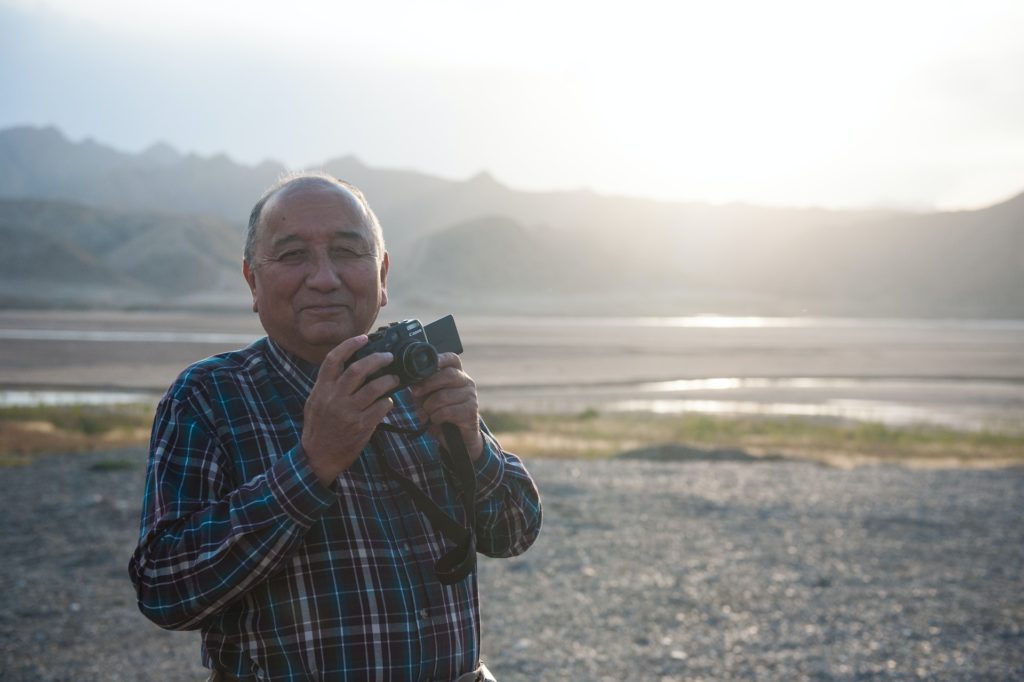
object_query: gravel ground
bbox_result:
[1,448,1022,681]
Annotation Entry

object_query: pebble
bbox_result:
[1,449,1022,680]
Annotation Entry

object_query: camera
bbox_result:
[348,314,463,391]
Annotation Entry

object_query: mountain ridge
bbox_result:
[0,125,1021,317]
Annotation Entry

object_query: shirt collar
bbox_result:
[264,337,320,395]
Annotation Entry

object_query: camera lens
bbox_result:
[400,342,438,381]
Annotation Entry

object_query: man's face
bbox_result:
[243,184,389,364]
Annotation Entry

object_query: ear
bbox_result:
[242,260,258,313]
[379,252,390,308]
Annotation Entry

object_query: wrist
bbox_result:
[301,437,339,486]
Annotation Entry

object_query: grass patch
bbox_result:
[0,403,154,465]
[483,410,1024,467]
[480,410,533,433]
[0,403,153,433]
[3,403,1021,469]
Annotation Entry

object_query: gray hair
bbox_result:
[244,171,385,264]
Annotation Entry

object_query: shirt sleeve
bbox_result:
[128,393,336,631]
[470,423,543,558]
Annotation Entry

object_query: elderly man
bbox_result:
[129,173,542,681]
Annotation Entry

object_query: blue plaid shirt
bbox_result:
[129,337,542,681]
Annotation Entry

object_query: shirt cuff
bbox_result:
[266,444,337,527]
[473,431,506,502]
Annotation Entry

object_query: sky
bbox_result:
[2,0,1023,211]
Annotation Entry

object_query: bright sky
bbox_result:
[2,0,1023,210]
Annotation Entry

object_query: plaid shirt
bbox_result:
[129,337,542,681]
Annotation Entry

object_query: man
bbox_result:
[129,173,542,681]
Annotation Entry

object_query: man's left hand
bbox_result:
[409,353,484,461]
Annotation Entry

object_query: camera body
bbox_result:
[348,315,463,391]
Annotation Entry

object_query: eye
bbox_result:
[330,246,366,260]
[277,249,307,264]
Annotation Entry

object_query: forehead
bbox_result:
[259,184,375,247]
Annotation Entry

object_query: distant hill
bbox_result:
[1,125,1021,317]
[0,126,283,221]
[0,198,247,308]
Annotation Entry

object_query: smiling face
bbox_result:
[243,182,389,364]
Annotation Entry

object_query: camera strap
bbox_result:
[375,422,477,585]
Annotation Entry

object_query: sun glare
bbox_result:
[7,0,1023,208]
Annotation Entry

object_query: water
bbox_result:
[0,329,258,344]
[0,389,159,407]
[467,315,1024,331]
[3,316,1023,343]
[1,313,1022,433]
[623,376,1024,431]
[479,375,1024,433]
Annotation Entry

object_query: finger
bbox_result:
[352,373,401,408]
[321,335,370,377]
[427,404,480,434]
[366,395,395,424]
[421,399,479,437]
[411,366,471,397]
[341,396,395,444]
[339,352,395,391]
[420,385,477,417]
[436,352,463,371]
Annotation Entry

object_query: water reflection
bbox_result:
[0,390,158,407]
[0,329,257,343]
[468,315,1024,330]
[606,396,1024,433]
[610,398,955,425]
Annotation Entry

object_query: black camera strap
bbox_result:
[375,422,477,585]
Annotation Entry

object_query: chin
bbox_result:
[300,321,351,345]
[307,330,350,347]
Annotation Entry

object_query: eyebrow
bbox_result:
[270,230,372,250]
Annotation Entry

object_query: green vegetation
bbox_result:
[479,410,533,433]
[0,402,154,466]
[2,402,1021,469]
[0,403,153,434]
[482,410,1024,466]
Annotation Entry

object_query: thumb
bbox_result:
[321,334,370,378]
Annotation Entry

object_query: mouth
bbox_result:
[301,304,348,315]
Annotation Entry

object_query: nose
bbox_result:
[304,252,342,292]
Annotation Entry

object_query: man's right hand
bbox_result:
[301,335,399,486]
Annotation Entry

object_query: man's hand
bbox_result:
[301,335,399,486]
[409,353,485,461]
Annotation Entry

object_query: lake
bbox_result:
[1,310,1022,433]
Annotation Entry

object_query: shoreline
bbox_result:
[3,309,1022,468]
[3,402,1021,471]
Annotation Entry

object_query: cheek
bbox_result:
[256,270,302,301]
[345,269,383,296]
[254,292,298,324]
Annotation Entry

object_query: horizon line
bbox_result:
[3,122,1021,215]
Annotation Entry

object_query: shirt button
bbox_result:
[419,608,428,619]
[401,544,411,554]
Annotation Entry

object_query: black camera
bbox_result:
[349,314,463,391]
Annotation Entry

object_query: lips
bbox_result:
[300,303,349,315]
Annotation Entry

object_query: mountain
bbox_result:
[0,198,247,308]
[0,125,283,221]
[0,125,1021,316]
[396,215,564,293]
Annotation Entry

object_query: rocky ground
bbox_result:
[1,448,1022,681]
